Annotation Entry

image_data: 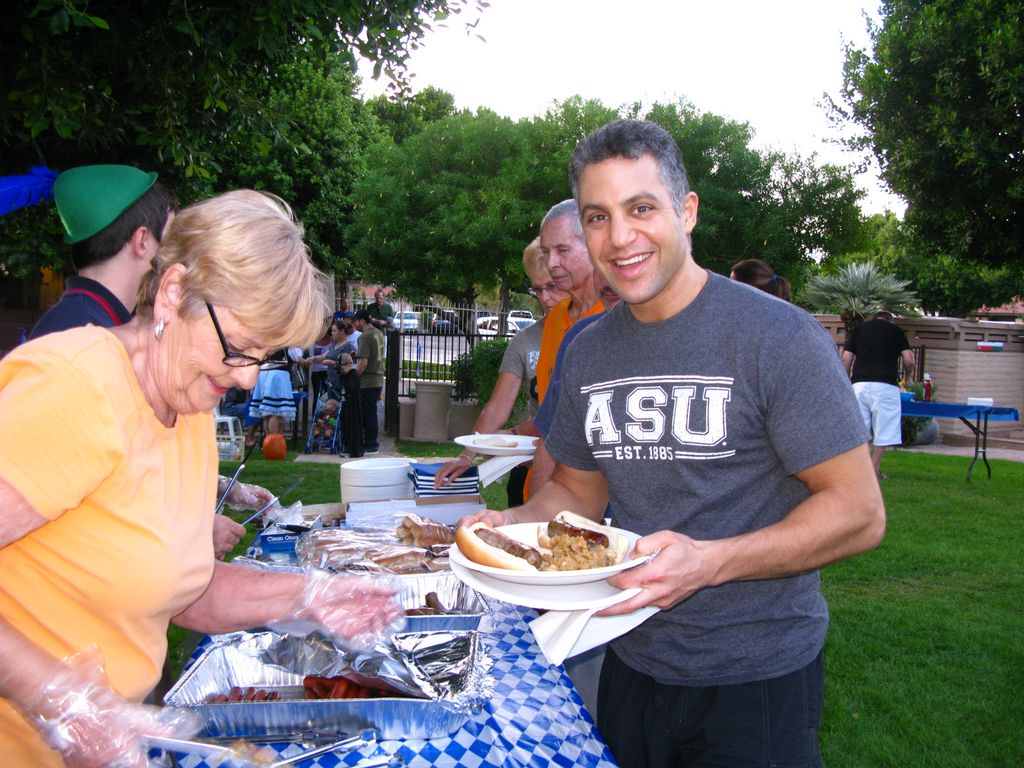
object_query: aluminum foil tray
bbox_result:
[163,642,468,740]
[398,571,488,632]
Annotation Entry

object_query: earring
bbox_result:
[154,318,165,340]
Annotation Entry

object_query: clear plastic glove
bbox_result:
[26,646,200,768]
[222,480,274,512]
[267,569,406,652]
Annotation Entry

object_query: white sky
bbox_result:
[359,0,905,215]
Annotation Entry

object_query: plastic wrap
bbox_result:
[295,527,449,575]
[266,568,406,653]
[26,646,200,768]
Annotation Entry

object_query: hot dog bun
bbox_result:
[455,522,543,571]
[538,511,630,565]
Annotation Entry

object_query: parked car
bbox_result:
[476,316,534,336]
[509,309,534,321]
[431,311,461,335]
[396,311,419,331]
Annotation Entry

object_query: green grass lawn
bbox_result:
[821,449,1023,767]
[171,447,1023,766]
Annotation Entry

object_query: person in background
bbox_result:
[365,288,395,331]
[529,271,621,495]
[0,190,402,767]
[434,238,569,503]
[299,328,331,403]
[314,319,357,399]
[535,199,604,404]
[335,352,364,458]
[30,164,176,340]
[249,348,303,438]
[729,257,792,302]
[462,119,885,768]
[841,310,916,479]
[352,309,385,454]
[29,163,256,559]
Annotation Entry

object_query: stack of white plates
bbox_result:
[339,458,413,503]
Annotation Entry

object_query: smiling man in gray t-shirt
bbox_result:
[463,120,885,768]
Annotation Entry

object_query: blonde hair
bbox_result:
[137,190,330,349]
[522,237,549,283]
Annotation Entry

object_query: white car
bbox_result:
[509,309,534,321]
[396,311,419,331]
[476,316,534,336]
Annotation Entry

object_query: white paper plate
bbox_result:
[454,434,538,456]
[450,522,651,586]
[450,557,642,611]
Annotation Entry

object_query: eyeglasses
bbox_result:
[528,282,561,297]
[206,303,271,368]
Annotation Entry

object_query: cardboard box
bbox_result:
[343,494,486,528]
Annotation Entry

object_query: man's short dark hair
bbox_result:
[570,119,691,214]
[71,181,177,271]
[353,309,371,323]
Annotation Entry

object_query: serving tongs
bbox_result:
[147,727,377,767]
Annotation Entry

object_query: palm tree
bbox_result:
[803,262,920,338]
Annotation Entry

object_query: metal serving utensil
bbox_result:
[269,728,378,767]
[215,463,246,515]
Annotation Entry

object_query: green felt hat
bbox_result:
[54,165,158,244]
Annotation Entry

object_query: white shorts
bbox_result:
[852,381,902,447]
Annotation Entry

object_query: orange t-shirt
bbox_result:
[0,327,216,766]
[535,297,605,403]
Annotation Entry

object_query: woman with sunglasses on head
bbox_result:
[433,238,569,504]
[0,190,403,768]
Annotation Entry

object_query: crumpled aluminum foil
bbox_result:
[222,629,492,712]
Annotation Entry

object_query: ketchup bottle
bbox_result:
[923,375,933,401]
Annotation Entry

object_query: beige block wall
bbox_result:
[922,349,1023,438]
[815,315,1023,439]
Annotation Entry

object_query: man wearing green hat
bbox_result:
[29,164,177,340]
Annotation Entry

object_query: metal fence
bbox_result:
[382,327,520,435]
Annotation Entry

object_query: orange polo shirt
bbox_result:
[0,327,216,766]
[535,297,605,404]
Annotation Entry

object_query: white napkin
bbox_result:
[529,590,659,665]
[477,454,533,487]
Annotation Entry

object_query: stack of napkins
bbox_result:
[530,593,659,665]
[477,454,533,487]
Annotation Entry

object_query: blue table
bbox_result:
[901,400,1020,480]
[170,602,618,767]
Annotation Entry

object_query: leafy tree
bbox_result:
[645,101,867,288]
[368,87,457,144]
[803,262,920,337]
[219,57,388,275]
[832,0,1024,266]
[0,0,486,180]
[346,109,540,303]
[824,213,1024,317]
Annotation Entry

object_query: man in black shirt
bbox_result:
[842,311,915,477]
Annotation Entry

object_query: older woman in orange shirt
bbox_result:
[0,190,401,767]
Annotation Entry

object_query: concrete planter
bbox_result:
[411,381,454,442]
[448,400,481,439]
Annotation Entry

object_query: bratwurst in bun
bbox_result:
[455,511,630,571]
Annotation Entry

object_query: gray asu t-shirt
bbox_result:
[546,272,868,686]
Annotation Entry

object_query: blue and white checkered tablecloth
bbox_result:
[167,601,618,767]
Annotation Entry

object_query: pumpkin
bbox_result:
[262,433,287,461]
